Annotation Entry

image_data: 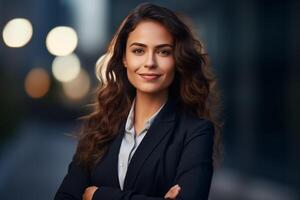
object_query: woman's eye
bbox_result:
[132,48,144,55]
[158,49,172,56]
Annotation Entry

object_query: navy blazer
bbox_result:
[55,98,214,200]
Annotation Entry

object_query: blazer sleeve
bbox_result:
[54,159,166,200]
[54,159,91,200]
[91,120,214,200]
[92,187,165,200]
[172,119,214,200]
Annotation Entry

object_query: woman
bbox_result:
[55,2,222,200]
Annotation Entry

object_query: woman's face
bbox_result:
[123,20,175,97]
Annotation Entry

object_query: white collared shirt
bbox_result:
[118,99,165,190]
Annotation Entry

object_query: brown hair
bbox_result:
[75,3,223,170]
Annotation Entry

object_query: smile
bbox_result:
[139,73,161,81]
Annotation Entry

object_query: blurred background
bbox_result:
[0,0,299,199]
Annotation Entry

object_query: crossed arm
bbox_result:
[82,184,181,200]
[55,120,214,200]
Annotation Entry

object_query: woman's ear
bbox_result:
[123,58,127,68]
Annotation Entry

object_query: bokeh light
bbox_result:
[46,26,78,56]
[52,53,81,82]
[24,68,50,99]
[62,68,91,100]
[2,18,33,48]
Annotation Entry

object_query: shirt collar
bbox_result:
[125,98,166,135]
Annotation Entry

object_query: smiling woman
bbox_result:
[124,20,175,99]
[55,2,222,200]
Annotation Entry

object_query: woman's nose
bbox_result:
[144,51,157,68]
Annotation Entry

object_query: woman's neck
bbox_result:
[134,91,168,128]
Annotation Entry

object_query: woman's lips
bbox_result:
[139,73,161,81]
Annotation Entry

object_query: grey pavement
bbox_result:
[0,120,76,200]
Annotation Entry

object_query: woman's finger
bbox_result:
[164,185,181,199]
[164,188,181,199]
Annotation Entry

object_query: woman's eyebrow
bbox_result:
[156,44,174,48]
[129,42,173,48]
[129,42,147,47]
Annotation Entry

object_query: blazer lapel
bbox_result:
[123,97,178,190]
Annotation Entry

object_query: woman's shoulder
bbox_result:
[177,110,214,137]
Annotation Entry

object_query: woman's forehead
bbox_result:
[126,21,173,47]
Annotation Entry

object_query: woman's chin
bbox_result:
[135,86,168,96]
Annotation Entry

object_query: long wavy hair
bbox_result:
[75,3,223,171]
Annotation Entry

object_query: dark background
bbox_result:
[0,0,299,199]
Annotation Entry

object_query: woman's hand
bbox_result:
[82,186,98,200]
[164,184,181,199]
[82,185,180,200]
